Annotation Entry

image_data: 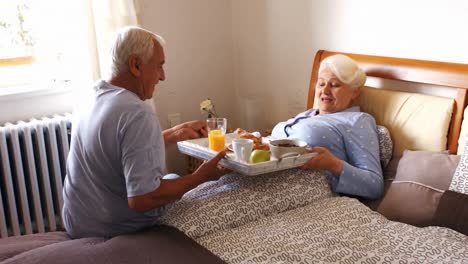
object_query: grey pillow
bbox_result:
[377,125,393,168]
[377,150,460,227]
[450,140,468,194]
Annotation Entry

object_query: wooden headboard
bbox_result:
[307,50,468,154]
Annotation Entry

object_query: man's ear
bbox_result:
[129,55,141,77]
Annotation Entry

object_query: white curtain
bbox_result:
[87,0,140,81]
[86,0,156,111]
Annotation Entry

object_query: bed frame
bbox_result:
[307,50,468,154]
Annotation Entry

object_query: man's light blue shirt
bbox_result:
[63,80,168,238]
[271,106,384,199]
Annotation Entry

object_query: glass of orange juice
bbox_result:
[207,118,227,151]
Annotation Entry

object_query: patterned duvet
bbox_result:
[159,169,468,264]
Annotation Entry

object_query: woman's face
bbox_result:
[315,67,360,114]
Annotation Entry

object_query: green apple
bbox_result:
[249,150,271,163]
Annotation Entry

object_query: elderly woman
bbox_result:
[271,54,383,199]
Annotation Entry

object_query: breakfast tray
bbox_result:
[177,133,317,176]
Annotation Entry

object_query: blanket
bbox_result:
[160,169,468,263]
[158,169,333,239]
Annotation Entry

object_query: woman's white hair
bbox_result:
[319,54,366,90]
[110,26,165,77]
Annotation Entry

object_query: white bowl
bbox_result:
[269,139,308,160]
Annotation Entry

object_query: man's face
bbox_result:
[139,41,166,100]
[315,67,359,114]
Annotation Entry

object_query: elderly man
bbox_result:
[62,26,227,238]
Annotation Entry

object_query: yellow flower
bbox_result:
[200,98,217,118]
[200,99,213,112]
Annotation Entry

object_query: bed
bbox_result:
[157,51,468,263]
[1,51,468,264]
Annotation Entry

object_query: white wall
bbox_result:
[137,0,468,174]
[7,0,465,174]
[138,0,236,174]
[231,0,468,131]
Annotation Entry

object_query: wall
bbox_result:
[138,0,468,174]
[138,0,236,174]
[0,89,73,124]
[231,0,468,131]
[5,0,466,174]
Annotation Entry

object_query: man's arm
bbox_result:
[163,120,208,146]
[127,150,227,213]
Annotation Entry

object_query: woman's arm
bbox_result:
[302,114,384,199]
[335,114,383,199]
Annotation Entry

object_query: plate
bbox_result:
[225,143,234,152]
[178,134,317,176]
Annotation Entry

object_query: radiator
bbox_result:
[0,114,72,238]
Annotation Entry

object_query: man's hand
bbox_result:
[163,120,208,145]
[301,146,343,176]
[176,120,208,137]
[128,150,229,213]
[193,150,229,181]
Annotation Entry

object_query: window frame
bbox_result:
[0,56,34,67]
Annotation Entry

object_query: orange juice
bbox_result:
[208,130,225,151]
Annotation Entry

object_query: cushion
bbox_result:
[377,125,392,168]
[354,87,454,158]
[377,150,460,227]
[432,190,468,236]
[450,140,468,194]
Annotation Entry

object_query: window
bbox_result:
[1,1,37,89]
[0,0,138,124]
[0,0,93,95]
[0,1,34,60]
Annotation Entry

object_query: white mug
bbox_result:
[232,139,254,163]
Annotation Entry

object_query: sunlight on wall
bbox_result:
[139,0,235,175]
[231,0,468,132]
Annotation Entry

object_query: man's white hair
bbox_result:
[319,54,366,90]
[110,26,165,77]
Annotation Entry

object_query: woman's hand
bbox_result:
[301,146,343,176]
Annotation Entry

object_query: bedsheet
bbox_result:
[199,197,468,263]
[160,169,468,264]
[158,169,334,239]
